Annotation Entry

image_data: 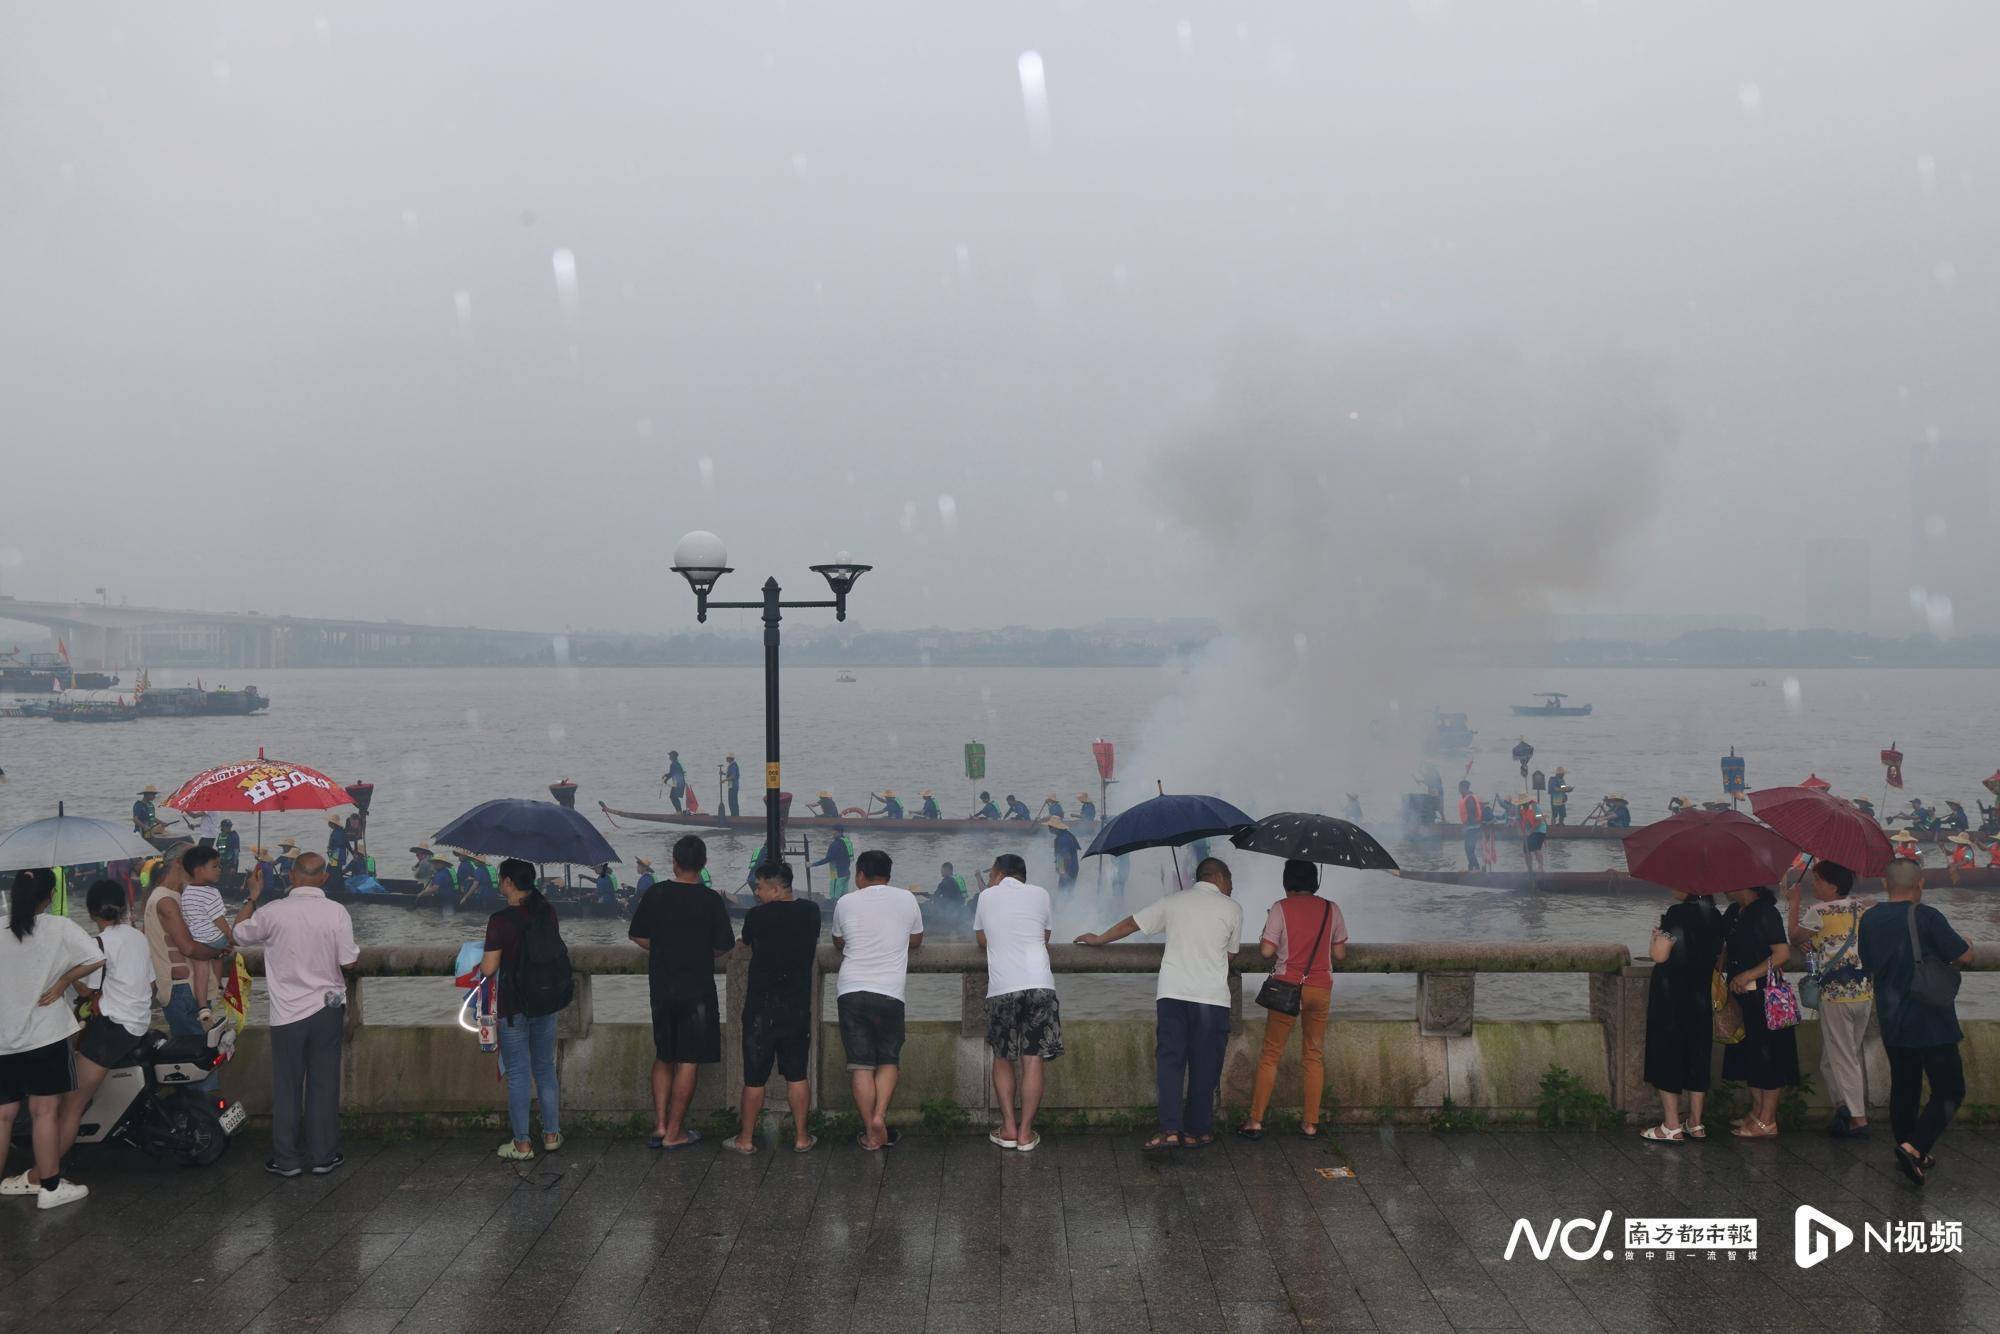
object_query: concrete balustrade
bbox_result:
[223,942,1998,1126]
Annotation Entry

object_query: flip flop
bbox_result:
[989,1130,1018,1149]
[1232,1126,1264,1141]
[1016,1133,1041,1152]
[656,1131,703,1151]
[883,1128,902,1149]
[1183,1134,1216,1149]
[1142,1132,1182,1151]
[1895,1145,1927,1187]
[793,1136,819,1155]
[722,1138,757,1156]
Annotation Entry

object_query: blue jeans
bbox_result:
[1155,999,1230,1136]
[164,983,219,1093]
[1462,830,1483,871]
[497,1012,562,1142]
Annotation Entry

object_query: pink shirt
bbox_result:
[1261,895,1347,988]
[232,887,359,1027]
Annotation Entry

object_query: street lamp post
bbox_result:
[670,531,870,869]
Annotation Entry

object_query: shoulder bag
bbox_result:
[1908,902,1963,1009]
[1711,969,1745,1045]
[1256,899,1333,1017]
[1763,964,1801,1030]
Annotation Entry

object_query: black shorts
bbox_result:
[742,1005,813,1086]
[0,1038,78,1104]
[836,992,906,1070]
[986,989,1065,1061]
[78,1015,149,1070]
[1525,832,1547,852]
[650,994,722,1066]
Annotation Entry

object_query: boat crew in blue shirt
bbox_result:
[812,825,856,897]
[592,863,622,907]
[217,820,242,877]
[633,857,656,898]
[1004,794,1033,821]
[724,754,741,817]
[810,791,840,819]
[1076,793,1097,823]
[973,791,1001,820]
[132,786,159,835]
[919,790,942,820]
[663,750,687,812]
[875,790,905,819]
[1039,794,1066,820]
[326,819,350,872]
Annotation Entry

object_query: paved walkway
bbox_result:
[3,1125,1999,1332]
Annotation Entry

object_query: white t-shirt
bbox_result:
[91,922,155,1037]
[1129,882,1244,1008]
[832,883,925,1002]
[180,882,230,946]
[973,877,1055,997]
[0,915,102,1055]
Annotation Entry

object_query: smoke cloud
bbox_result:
[1125,332,1677,815]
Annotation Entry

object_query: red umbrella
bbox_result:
[1622,809,1799,896]
[1799,773,1832,792]
[166,751,354,850]
[1747,786,1894,875]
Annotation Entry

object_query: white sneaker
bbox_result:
[36,1180,87,1211]
[0,1171,38,1196]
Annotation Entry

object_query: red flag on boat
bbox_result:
[1880,744,1903,790]
[1984,770,2000,800]
[1092,739,1116,782]
[1799,773,1832,792]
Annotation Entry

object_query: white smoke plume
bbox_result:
[1124,334,1677,818]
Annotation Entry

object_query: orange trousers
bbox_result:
[1248,985,1332,1126]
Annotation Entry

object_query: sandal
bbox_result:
[1731,1119,1778,1139]
[1233,1126,1264,1141]
[722,1137,757,1156]
[1142,1132,1184,1151]
[1640,1125,1685,1143]
[989,1130,1018,1149]
[793,1135,819,1154]
[1685,1123,1706,1141]
[542,1133,564,1154]
[1895,1144,1927,1187]
[1184,1133,1216,1149]
[496,1141,535,1161]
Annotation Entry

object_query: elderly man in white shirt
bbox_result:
[973,853,1061,1152]
[1077,856,1243,1149]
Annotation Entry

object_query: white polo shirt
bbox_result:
[973,877,1055,997]
[1129,881,1243,1008]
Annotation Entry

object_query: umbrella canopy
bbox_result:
[0,808,161,873]
[1230,813,1399,871]
[1622,809,1798,896]
[1747,786,1895,875]
[433,799,619,866]
[167,755,354,816]
[1082,793,1253,859]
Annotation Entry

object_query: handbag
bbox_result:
[1256,899,1333,1017]
[1763,964,1801,1030]
[1908,900,1963,1009]
[1711,969,1745,1045]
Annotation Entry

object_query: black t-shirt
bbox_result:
[742,898,822,1015]
[1858,900,1970,1048]
[1657,898,1720,982]
[483,898,561,1019]
[628,880,734,1002]
[1720,893,1786,976]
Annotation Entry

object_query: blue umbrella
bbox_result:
[433,799,619,867]
[1082,792,1254,859]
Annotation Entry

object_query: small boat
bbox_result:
[1508,692,1593,718]
[1404,822,1627,843]
[601,801,1099,838]
[835,672,857,683]
[49,690,140,722]
[136,685,271,717]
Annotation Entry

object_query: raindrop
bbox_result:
[1090,460,1105,482]
[1176,19,1193,55]
[845,469,857,487]
[954,243,972,277]
[401,208,420,236]
[1031,272,1065,314]
[1112,262,1132,290]
[349,737,366,754]
[980,686,993,703]
[1293,633,1309,660]
[1265,44,1297,80]
[1737,81,1762,113]
[937,495,958,527]
[0,546,21,570]
[551,248,580,316]
[1053,488,1071,508]
[1017,51,1051,151]
[635,417,655,438]
[1917,153,1937,194]
[548,722,567,746]
[1923,514,1948,540]
[313,15,330,42]
[698,456,716,490]
[1933,260,1958,287]
[464,708,480,728]
[791,153,810,182]
[899,501,918,533]
[452,290,472,335]
[1924,593,1954,635]
[211,59,232,85]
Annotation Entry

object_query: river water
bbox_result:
[5,665,1996,1024]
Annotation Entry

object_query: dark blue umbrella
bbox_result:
[433,799,619,866]
[1082,793,1254,859]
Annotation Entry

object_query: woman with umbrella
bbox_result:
[1624,808,1800,1143]
[1639,886,1723,1142]
[1235,860,1347,1141]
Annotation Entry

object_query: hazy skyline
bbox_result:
[5,2,1996,640]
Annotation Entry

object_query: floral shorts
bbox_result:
[985,988,1065,1061]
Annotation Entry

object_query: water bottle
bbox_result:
[476,977,498,1053]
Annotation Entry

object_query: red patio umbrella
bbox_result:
[1747,786,1894,875]
[1622,809,1799,896]
[165,750,354,850]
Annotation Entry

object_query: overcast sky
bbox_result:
[3,1,1995,637]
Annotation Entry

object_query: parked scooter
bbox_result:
[9,1018,245,1168]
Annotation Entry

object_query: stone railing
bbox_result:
[229,942,1998,1123]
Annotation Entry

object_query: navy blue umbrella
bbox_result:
[1082,793,1254,859]
[433,799,619,867]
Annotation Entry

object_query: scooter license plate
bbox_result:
[219,1102,248,1135]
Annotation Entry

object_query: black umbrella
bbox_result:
[433,799,619,866]
[1082,793,1254,859]
[1229,812,1398,871]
